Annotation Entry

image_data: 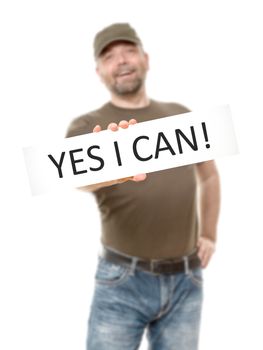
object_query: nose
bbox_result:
[116,52,127,65]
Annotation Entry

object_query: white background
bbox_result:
[0,1,262,349]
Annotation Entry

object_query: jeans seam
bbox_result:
[95,259,132,287]
[188,269,203,288]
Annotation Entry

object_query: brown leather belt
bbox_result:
[101,247,201,275]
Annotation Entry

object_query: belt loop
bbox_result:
[183,256,190,275]
[150,259,154,273]
[129,257,138,275]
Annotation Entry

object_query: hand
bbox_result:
[93,119,147,184]
[197,236,216,268]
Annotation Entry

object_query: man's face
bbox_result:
[96,41,149,96]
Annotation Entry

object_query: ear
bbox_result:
[144,52,150,71]
[95,63,105,83]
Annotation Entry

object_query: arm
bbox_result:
[78,119,146,193]
[195,160,220,267]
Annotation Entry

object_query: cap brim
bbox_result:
[96,36,141,58]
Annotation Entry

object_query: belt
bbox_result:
[101,247,201,275]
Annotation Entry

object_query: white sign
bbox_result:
[23,105,238,195]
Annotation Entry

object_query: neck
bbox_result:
[110,88,150,109]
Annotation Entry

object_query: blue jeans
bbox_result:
[87,254,203,350]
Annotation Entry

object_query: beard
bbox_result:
[106,64,146,96]
[111,76,144,96]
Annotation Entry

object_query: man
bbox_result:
[66,23,220,350]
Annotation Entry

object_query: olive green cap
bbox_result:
[93,23,142,59]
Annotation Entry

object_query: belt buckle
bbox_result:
[151,257,184,274]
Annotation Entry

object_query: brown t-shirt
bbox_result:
[66,99,198,259]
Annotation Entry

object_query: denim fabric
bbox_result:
[87,256,203,350]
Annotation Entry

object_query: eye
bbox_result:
[104,53,113,61]
[126,47,136,53]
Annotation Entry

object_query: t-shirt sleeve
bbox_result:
[65,115,92,138]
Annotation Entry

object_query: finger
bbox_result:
[204,244,215,268]
[107,123,118,131]
[202,250,212,268]
[119,120,129,129]
[197,243,206,265]
[129,118,137,125]
[116,174,147,184]
[132,174,147,182]
[116,177,133,184]
[201,251,208,268]
[93,125,102,133]
[198,252,205,268]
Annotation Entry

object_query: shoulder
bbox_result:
[65,113,94,138]
[151,99,191,116]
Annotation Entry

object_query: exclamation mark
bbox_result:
[202,122,210,149]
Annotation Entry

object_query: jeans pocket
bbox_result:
[95,257,131,287]
[188,267,203,288]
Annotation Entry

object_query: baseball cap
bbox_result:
[93,23,142,59]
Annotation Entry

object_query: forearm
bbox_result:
[198,170,220,242]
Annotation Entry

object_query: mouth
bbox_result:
[116,69,135,78]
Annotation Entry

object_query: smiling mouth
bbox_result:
[116,70,135,78]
